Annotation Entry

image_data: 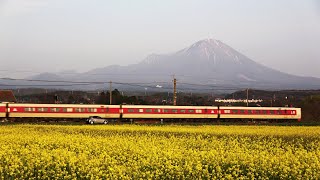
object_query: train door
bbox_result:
[204,108,209,119]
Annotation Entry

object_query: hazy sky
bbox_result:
[0,0,320,78]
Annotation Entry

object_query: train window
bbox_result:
[43,108,48,112]
[50,108,57,112]
[248,110,252,114]
[180,109,186,113]
[172,109,178,113]
[270,110,275,114]
[37,108,43,112]
[24,107,34,112]
[128,109,135,113]
[188,109,195,113]
[75,108,85,112]
[256,110,260,114]
[262,110,267,114]
[88,108,97,112]
[224,110,231,114]
[196,110,202,113]
[146,109,152,113]
[240,110,245,114]
[139,109,143,113]
[232,110,238,114]
[276,110,281,114]
[291,111,296,115]
[154,109,160,113]
[63,108,73,112]
[51,108,60,112]
[164,109,169,113]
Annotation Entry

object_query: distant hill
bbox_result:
[2,39,320,91]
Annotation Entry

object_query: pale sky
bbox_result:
[0,0,320,78]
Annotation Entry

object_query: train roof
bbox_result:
[219,106,301,110]
[8,103,119,108]
[122,105,218,109]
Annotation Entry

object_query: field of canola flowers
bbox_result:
[0,124,320,179]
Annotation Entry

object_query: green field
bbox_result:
[0,124,319,179]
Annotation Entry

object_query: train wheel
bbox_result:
[103,120,108,124]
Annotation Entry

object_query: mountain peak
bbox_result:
[193,38,223,48]
[187,38,234,53]
[175,38,243,65]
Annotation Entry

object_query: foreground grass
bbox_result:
[0,125,319,179]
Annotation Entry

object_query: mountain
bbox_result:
[2,39,320,91]
[78,38,320,90]
[28,73,65,81]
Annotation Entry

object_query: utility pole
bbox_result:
[246,88,249,107]
[173,77,177,106]
[109,81,112,105]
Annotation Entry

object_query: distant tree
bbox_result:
[96,91,108,104]
[112,89,122,104]
[300,95,320,122]
[67,95,75,104]
[124,96,138,104]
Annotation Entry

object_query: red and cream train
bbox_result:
[0,102,301,122]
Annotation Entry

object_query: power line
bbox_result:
[2,76,297,92]
[0,83,93,87]
[0,78,173,90]
[0,77,247,91]
[0,77,106,84]
[0,77,169,85]
[0,69,175,77]
[179,82,244,89]
[1,69,313,88]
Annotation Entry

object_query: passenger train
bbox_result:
[0,102,301,123]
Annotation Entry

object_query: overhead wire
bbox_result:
[1,75,301,92]
[1,69,311,90]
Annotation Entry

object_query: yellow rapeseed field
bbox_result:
[0,124,319,179]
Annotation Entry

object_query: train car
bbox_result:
[7,103,120,119]
[1,102,303,122]
[0,103,7,118]
[121,105,219,119]
[219,106,301,121]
